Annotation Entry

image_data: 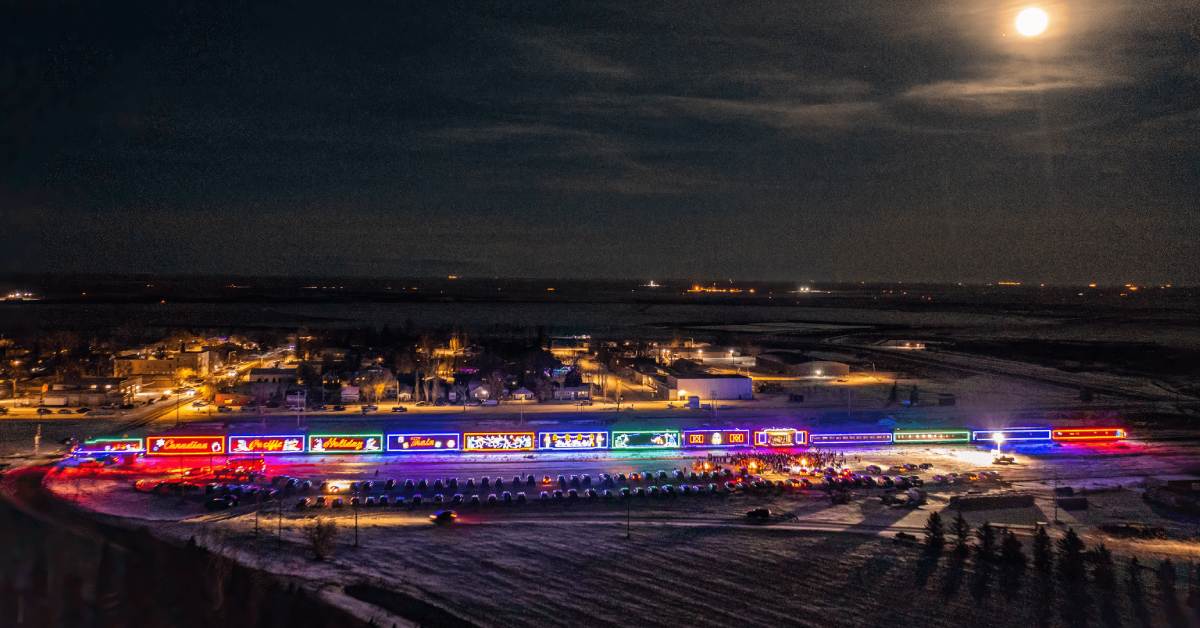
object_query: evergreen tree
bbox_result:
[1188,562,1200,623]
[1158,559,1178,599]
[1057,527,1087,583]
[975,522,997,562]
[998,530,1026,601]
[951,512,971,559]
[923,511,945,556]
[1127,556,1143,590]
[1000,530,1026,570]
[1090,544,1115,592]
[1057,528,1091,627]
[1032,525,1053,574]
[1185,564,1195,619]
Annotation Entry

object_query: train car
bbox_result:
[386,433,461,452]
[892,429,970,444]
[753,428,807,447]
[1051,427,1127,442]
[538,431,608,451]
[682,429,751,448]
[971,428,1053,443]
[307,434,384,454]
[74,437,145,455]
[610,430,681,450]
[462,432,536,452]
[809,432,893,446]
[146,435,226,456]
[228,434,306,454]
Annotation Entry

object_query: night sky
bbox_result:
[3,1,1198,283]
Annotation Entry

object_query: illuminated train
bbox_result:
[73,426,1128,457]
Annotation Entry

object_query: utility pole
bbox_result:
[1052,471,1061,524]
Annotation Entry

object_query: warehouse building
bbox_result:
[666,374,753,400]
[757,352,850,378]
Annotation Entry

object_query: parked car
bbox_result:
[745,507,771,522]
[206,496,237,510]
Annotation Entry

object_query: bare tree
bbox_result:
[305,517,338,560]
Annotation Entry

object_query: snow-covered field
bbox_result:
[31,435,1200,627]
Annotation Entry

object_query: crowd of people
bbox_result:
[705,449,862,474]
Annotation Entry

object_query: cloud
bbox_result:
[657,96,884,132]
[513,34,635,79]
[902,61,1129,114]
[424,123,593,144]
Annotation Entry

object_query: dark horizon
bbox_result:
[1,270,1193,290]
[4,1,1198,284]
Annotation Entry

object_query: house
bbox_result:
[340,385,361,403]
[553,385,591,401]
[247,367,296,403]
[510,387,536,401]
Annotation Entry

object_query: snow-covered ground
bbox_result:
[32,436,1200,627]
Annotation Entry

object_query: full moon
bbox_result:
[1015,7,1049,37]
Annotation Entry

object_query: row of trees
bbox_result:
[921,511,1199,626]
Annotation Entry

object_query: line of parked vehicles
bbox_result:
[190,463,1001,512]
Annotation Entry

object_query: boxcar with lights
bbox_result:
[971,428,1053,443]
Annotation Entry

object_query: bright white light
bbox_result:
[1015,7,1048,37]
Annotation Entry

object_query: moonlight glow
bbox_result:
[1015,7,1049,37]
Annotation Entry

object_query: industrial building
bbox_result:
[756,352,851,378]
[666,374,753,401]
